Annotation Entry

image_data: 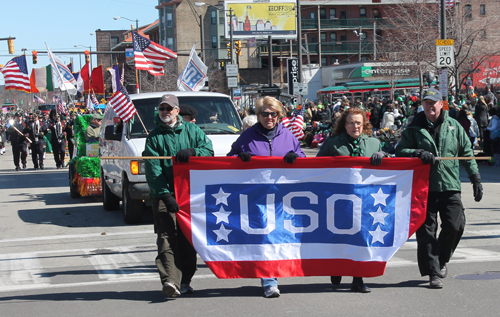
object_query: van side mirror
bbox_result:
[104,125,121,141]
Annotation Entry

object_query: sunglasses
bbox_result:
[260,111,278,118]
[158,106,174,112]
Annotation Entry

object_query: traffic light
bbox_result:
[235,40,242,56]
[226,43,231,59]
[32,51,38,64]
[7,39,14,54]
[84,50,90,63]
[220,61,225,69]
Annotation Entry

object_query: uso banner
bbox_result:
[173,157,430,279]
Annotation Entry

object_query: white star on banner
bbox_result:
[212,188,231,206]
[369,225,389,244]
[371,188,390,206]
[370,206,389,225]
[213,206,231,224]
[213,224,232,242]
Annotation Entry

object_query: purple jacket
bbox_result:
[227,123,306,157]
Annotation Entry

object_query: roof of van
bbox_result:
[128,91,231,101]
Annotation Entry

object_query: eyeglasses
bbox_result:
[260,111,278,118]
[158,106,174,112]
[346,121,363,127]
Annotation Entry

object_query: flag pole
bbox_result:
[45,43,77,110]
[134,112,149,135]
[132,28,141,94]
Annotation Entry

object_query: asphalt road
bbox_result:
[1,146,500,317]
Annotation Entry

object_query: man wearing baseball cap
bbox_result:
[143,94,213,297]
[396,88,483,288]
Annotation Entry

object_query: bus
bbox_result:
[317,78,434,104]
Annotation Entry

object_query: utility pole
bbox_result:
[296,0,302,83]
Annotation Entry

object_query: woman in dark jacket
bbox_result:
[227,96,305,298]
[474,95,489,146]
[317,107,386,293]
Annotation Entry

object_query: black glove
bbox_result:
[469,173,483,202]
[284,151,299,164]
[238,152,252,162]
[175,148,196,163]
[161,193,180,213]
[370,151,386,166]
[413,149,435,165]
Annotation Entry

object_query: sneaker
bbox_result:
[264,286,280,298]
[438,264,447,278]
[162,282,180,298]
[180,284,194,294]
[15,166,20,171]
[40,165,44,170]
[429,275,443,289]
[330,276,342,285]
[22,163,27,169]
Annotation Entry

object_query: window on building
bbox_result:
[330,8,336,19]
[372,8,380,18]
[211,11,217,24]
[330,32,337,42]
[340,11,346,19]
[321,56,327,66]
[360,7,366,18]
[320,8,326,19]
[465,5,472,19]
[310,11,316,19]
[321,33,327,43]
[110,36,119,47]
[167,13,173,27]
[211,36,217,48]
[481,29,486,38]
[480,4,485,16]
[167,38,173,49]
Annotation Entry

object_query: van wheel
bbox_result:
[102,171,120,210]
[69,162,81,199]
[122,176,143,224]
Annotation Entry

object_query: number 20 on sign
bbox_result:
[436,39,455,67]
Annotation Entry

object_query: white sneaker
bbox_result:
[264,286,280,298]
[162,282,180,297]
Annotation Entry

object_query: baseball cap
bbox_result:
[179,104,198,117]
[158,94,179,108]
[423,88,442,102]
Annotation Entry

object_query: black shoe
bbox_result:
[34,167,39,170]
[438,264,447,278]
[429,275,443,289]
[330,276,342,285]
[351,278,371,293]
[40,165,44,170]
[22,163,27,169]
[15,166,20,171]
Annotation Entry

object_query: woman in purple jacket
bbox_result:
[227,96,306,298]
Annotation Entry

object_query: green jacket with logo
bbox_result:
[395,110,478,192]
[143,114,214,198]
[317,132,382,157]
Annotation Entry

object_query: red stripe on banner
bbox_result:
[206,259,387,279]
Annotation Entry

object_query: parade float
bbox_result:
[69,114,101,198]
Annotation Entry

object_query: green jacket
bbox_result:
[395,110,478,192]
[143,115,214,198]
[317,132,382,157]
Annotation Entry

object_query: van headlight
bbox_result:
[130,160,145,175]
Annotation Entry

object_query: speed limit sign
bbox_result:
[436,39,454,67]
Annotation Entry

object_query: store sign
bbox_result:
[287,58,301,95]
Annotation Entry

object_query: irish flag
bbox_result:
[30,65,54,93]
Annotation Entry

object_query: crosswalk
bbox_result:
[1,229,499,293]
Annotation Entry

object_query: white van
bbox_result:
[100,91,242,224]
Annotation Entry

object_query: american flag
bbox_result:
[280,107,305,140]
[34,95,45,104]
[438,0,456,10]
[132,31,177,76]
[91,91,99,107]
[109,86,137,122]
[57,95,65,114]
[0,55,31,93]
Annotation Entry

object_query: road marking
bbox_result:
[0,230,152,243]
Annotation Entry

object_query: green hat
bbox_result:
[92,113,103,120]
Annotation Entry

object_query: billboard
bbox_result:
[224,0,296,39]
[471,55,500,88]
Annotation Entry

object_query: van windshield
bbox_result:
[128,96,242,138]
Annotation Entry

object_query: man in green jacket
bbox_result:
[396,88,483,289]
[143,94,214,297]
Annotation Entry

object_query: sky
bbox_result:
[0,0,159,85]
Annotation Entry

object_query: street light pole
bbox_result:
[229,8,234,65]
[358,26,362,62]
[200,14,205,62]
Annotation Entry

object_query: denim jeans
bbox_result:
[261,278,278,290]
